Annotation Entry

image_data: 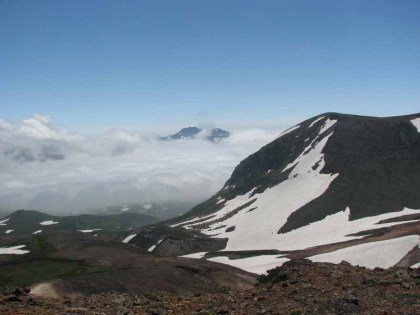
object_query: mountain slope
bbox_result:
[168,113,420,271]
[0,232,255,296]
[0,210,160,236]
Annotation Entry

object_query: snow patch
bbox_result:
[31,282,59,298]
[148,239,164,252]
[0,218,9,225]
[411,118,420,133]
[5,229,14,234]
[267,207,420,251]
[282,132,333,176]
[309,235,419,269]
[0,245,29,255]
[208,255,289,274]
[33,230,42,235]
[309,116,325,128]
[319,119,337,135]
[181,252,207,259]
[122,234,137,243]
[121,206,130,212]
[40,220,59,226]
[78,229,101,233]
[143,204,152,210]
[178,188,260,230]
[411,262,420,269]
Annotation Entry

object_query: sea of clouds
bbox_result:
[0,114,286,215]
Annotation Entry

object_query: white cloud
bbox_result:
[0,115,285,215]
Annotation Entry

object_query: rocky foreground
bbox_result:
[1,259,419,315]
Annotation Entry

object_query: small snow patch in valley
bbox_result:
[0,245,29,255]
[78,229,102,233]
[33,230,42,235]
[5,229,14,234]
[208,255,289,274]
[122,234,137,243]
[40,220,59,226]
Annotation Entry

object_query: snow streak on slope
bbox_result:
[282,128,332,174]
[319,119,337,135]
[0,218,9,225]
[122,234,137,244]
[309,116,324,128]
[309,235,419,269]
[411,118,420,133]
[148,239,164,252]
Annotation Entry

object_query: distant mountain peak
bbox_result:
[160,126,230,142]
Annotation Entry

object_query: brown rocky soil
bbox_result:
[1,259,419,314]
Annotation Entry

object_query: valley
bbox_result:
[0,113,419,314]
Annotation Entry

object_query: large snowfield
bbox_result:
[309,235,419,269]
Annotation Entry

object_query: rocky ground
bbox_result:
[0,259,419,315]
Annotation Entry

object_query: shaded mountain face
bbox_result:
[169,113,420,271]
[160,127,230,142]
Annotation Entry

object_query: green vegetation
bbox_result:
[0,259,86,289]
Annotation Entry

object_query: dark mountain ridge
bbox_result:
[175,112,420,233]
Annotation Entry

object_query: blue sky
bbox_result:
[0,0,419,133]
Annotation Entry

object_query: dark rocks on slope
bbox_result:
[280,113,420,233]
[1,259,419,314]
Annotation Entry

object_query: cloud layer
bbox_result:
[0,115,283,215]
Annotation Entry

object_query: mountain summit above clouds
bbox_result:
[167,113,420,272]
[160,127,230,142]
